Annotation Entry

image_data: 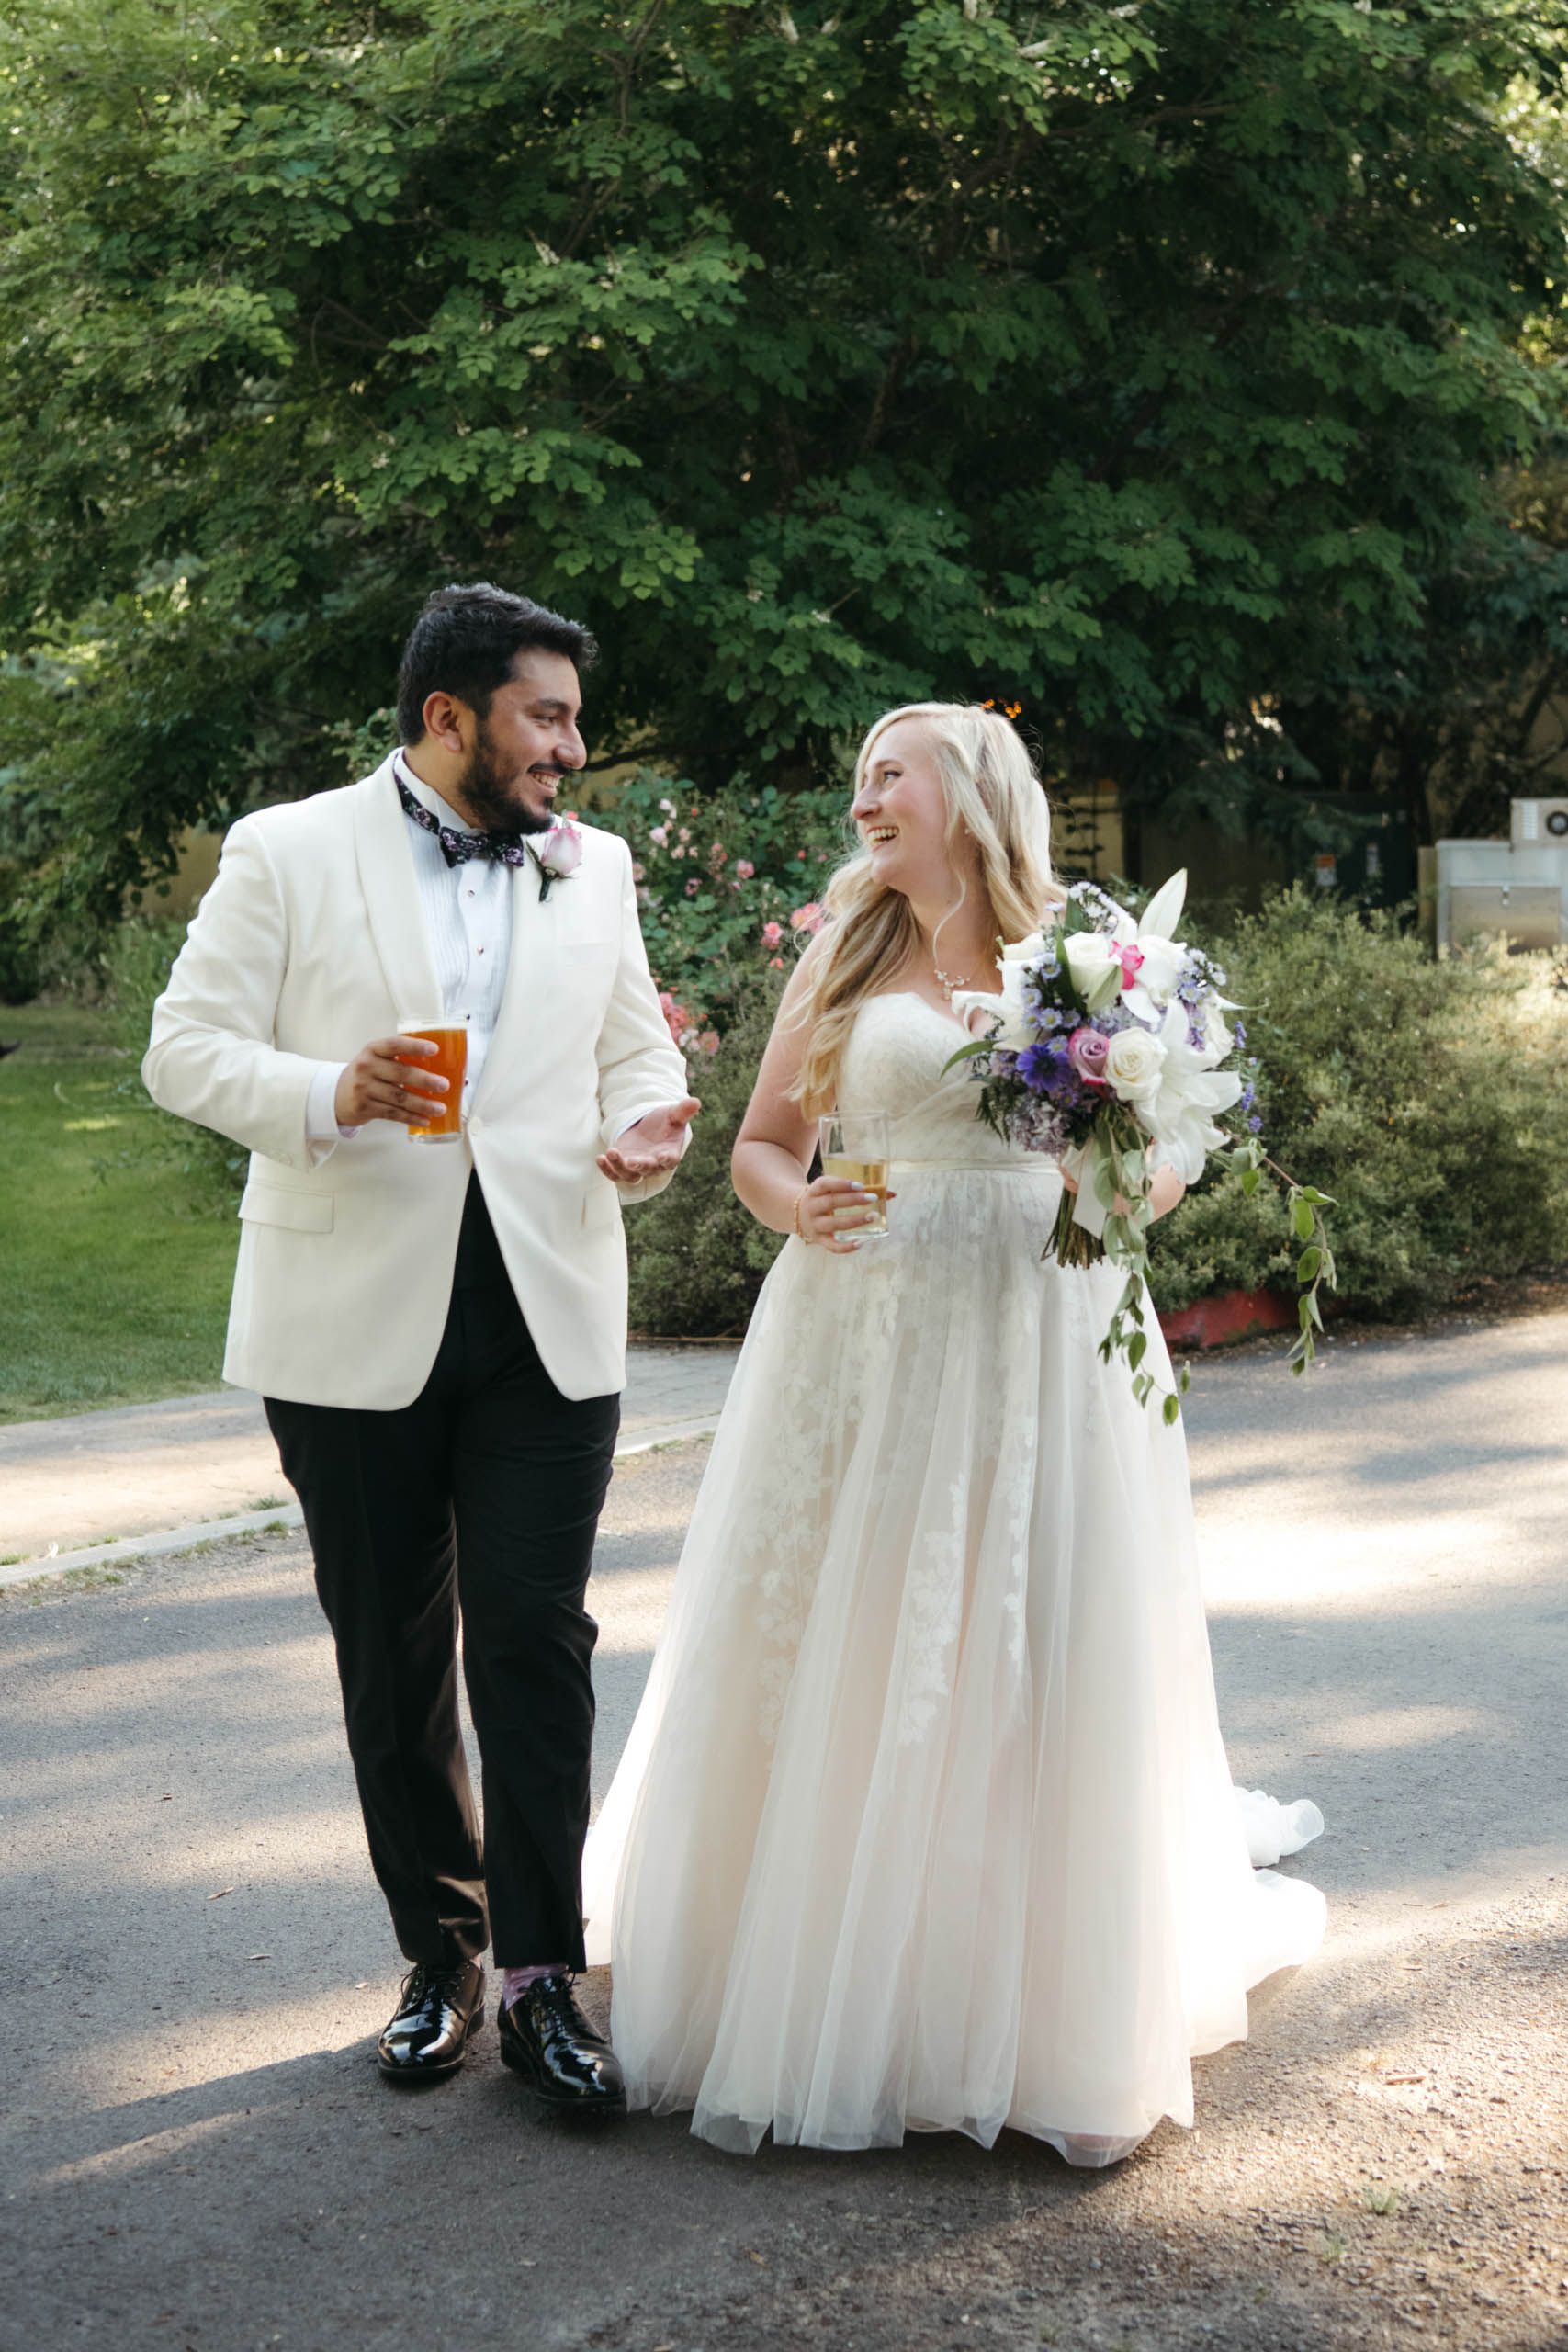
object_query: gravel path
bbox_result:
[3,1311,1566,2351]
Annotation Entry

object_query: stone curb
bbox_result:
[0,1414,719,1591]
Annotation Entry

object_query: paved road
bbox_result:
[3,1312,1566,2350]
[0,1343,741,1565]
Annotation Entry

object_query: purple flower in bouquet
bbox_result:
[1017,1038,1094,1108]
[1066,1024,1111,1085]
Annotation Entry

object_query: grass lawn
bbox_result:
[0,1000,237,1421]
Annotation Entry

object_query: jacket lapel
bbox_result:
[350,755,445,1023]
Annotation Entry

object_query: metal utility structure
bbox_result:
[1427,799,1568,953]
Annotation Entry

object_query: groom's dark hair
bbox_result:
[397,582,599,743]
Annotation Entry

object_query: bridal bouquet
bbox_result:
[947,872,1334,1420]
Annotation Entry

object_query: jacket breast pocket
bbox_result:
[239,1182,334,1235]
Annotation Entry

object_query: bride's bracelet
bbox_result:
[792,1188,812,1243]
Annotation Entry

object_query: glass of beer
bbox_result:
[818,1111,892,1239]
[398,1021,467,1140]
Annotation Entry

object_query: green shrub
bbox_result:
[1150,890,1568,1318]
[626,967,788,1339]
[0,862,41,1003]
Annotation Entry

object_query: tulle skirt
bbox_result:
[583,1159,1324,2162]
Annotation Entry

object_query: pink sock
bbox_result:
[501,1963,568,2010]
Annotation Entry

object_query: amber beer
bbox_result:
[398,1021,467,1140]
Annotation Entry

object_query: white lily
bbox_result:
[1137,998,1245,1183]
[1117,867,1190,1026]
[950,954,1035,1051]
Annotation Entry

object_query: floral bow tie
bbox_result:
[397,777,532,870]
[397,777,584,899]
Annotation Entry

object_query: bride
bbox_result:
[583,701,1324,2164]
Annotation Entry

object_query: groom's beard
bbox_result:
[457,719,558,836]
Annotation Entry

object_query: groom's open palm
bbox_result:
[597,1096,701,1184]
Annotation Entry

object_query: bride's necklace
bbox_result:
[932,955,979,1003]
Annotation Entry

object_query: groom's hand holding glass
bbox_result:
[334,1033,450,1129]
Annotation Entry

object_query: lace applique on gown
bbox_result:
[583,993,1324,2163]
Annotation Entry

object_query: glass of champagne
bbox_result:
[818,1111,892,1239]
[397,1021,468,1140]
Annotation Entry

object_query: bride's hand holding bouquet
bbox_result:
[947,869,1335,1420]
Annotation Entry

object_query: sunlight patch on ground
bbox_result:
[1197,1510,1527,1613]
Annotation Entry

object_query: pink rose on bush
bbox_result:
[736,859,755,880]
[1066,1024,1111,1085]
[698,1031,720,1056]
[790,902,824,935]
[658,990,693,1046]
[649,824,669,847]
[710,843,728,865]
[761,920,784,947]
[684,877,700,897]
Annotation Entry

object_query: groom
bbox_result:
[144,582,697,2113]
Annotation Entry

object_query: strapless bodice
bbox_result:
[837,992,1040,1170]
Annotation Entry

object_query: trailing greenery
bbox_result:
[3,0,1566,959]
[1150,893,1568,1319]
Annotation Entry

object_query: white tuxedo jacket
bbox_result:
[143,754,690,1408]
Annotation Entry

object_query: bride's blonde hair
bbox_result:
[790,701,1064,1114]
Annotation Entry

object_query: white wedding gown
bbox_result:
[583,992,1325,2163]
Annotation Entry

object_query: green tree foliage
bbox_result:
[2,0,1564,945]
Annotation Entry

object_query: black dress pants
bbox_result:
[265,1174,620,1972]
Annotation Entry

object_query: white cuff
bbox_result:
[305,1061,358,1161]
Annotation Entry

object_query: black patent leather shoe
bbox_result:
[376,1960,485,2082]
[497,1973,626,2113]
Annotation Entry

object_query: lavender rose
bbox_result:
[1066,1025,1111,1085]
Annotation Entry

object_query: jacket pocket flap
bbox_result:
[239,1182,334,1235]
[581,1179,622,1231]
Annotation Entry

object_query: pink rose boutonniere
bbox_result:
[530,816,583,902]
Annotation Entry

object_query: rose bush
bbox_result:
[588,768,848,1054]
